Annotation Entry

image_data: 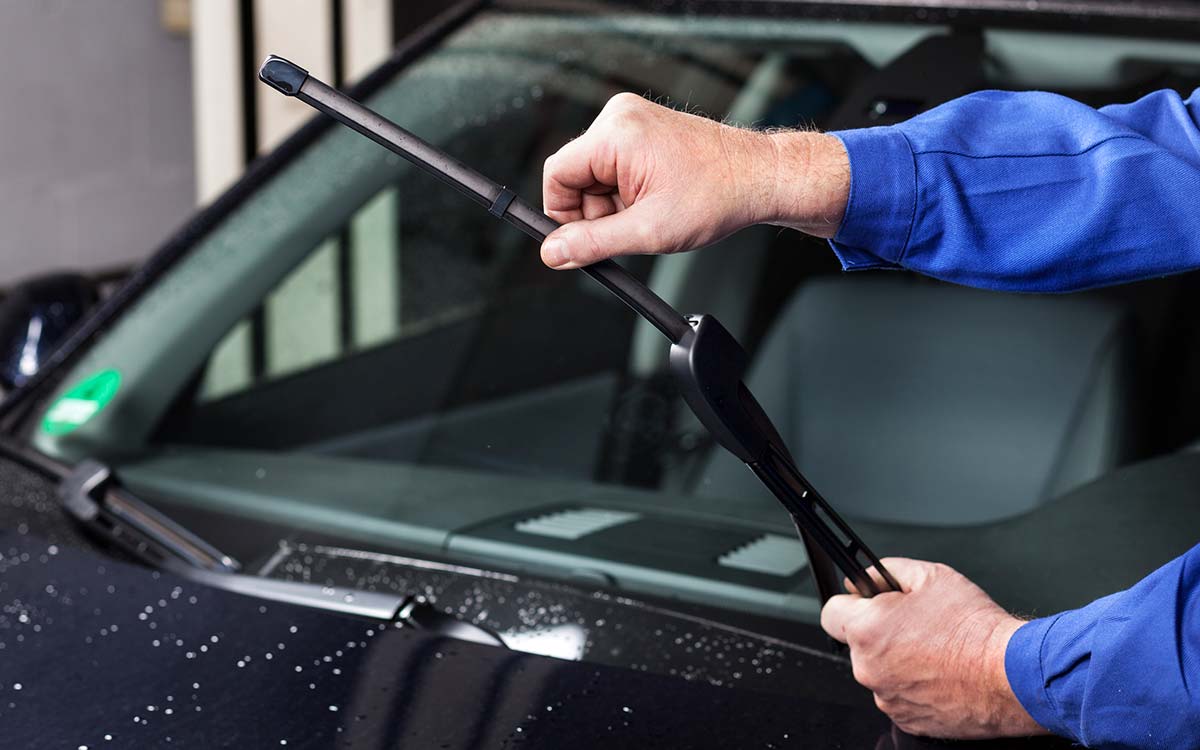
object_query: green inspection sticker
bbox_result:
[41,369,122,436]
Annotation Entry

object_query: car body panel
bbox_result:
[0,530,878,749]
[0,451,1076,748]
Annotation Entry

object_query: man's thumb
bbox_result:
[540,207,660,269]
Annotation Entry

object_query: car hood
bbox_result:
[0,451,1074,748]
[2,529,1078,749]
[0,529,867,748]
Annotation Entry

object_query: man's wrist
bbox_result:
[983,615,1049,736]
[757,131,850,238]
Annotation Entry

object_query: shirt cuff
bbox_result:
[1005,615,1075,741]
[825,126,918,271]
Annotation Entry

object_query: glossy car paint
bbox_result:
[0,455,1070,748]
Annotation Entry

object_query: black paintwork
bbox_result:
[0,530,879,749]
[262,541,848,698]
[656,0,1200,39]
[0,455,1073,748]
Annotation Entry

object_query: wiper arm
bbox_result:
[57,460,506,645]
[259,57,899,601]
[60,459,241,574]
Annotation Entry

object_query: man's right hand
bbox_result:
[821,558,1046,740]
[539,93,852,270]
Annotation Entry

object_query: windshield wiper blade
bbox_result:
[259,56,899,602]
[57,460,507,644]
[60,459,242,574]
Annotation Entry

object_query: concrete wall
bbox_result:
[0,0,195,285]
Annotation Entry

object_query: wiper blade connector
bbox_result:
[258,55,898,601]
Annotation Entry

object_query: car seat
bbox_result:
[694,276,1136,526]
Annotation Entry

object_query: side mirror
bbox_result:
[0,273,99,391]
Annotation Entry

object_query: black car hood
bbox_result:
[0,453,1074,749]
[0,530,886,749]
[2,529,1080,749]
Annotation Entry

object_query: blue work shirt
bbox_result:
[829,87,1200,748]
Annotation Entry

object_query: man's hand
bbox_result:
[820,558,1048,740]
[539,93,850,269]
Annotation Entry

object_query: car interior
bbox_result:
[32,5,1200,624]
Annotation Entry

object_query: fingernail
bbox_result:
[542,239,568,268]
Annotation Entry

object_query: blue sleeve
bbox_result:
[828,87,1200,292]
[1004,543,1200,748]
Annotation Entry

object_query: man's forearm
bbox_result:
[1004,543,1200,747]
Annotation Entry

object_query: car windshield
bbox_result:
[30,1,1200,624]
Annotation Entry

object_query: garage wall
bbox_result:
[194,0,406,398]
[0,0,195,286]
[0,0,425,394]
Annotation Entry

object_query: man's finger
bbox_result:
[542,133,617,217]
[870,557,936,594]
[580,191,620,221]
[540,204,660,269]
[848,562,907,596]
[861,564,900,595]
[820,592,873,644]
[840,556,931,597]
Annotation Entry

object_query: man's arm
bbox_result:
[1002,542,1200,746]
[540,87,1200,293]
[829,87,1200,291]
[824,547,1200,746]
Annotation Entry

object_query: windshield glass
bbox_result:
[32,2,1200,624]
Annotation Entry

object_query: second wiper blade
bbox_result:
[60,459,241,574]
[258,55,898,601]
[57,460,509,642]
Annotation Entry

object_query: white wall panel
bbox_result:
[190,0,244,204]
[253,0,335,153]
[0,1,194,285]
[344,0,393,83]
